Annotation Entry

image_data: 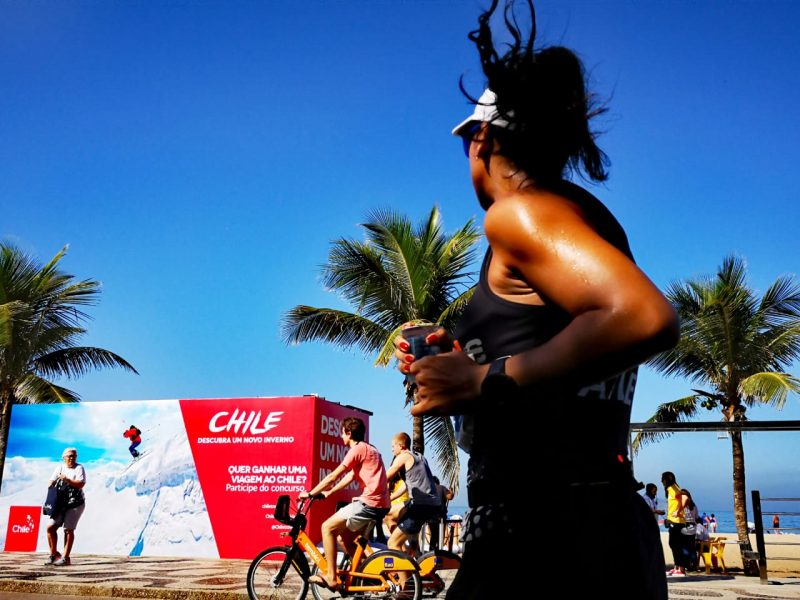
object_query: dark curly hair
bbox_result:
[462,0,609,183]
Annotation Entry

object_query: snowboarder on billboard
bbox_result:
[123,425,142,458]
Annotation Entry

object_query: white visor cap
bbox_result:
[451,88,512,136]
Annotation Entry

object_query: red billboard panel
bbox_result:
[180,396,371,559]
[4,506,41,552]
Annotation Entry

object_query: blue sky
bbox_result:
[2,1,799,510]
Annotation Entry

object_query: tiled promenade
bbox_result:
[0,552,799,599]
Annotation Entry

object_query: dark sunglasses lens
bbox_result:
[461,123,482,157]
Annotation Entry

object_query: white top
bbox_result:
[50,463,87,485]
[643,494,659,516]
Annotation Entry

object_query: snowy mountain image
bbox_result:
[0,400,218,557]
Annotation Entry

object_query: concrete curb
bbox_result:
[0,580,248,599]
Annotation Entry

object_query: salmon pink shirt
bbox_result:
[341,441,390,509]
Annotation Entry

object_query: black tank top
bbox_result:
[454,182,638,505]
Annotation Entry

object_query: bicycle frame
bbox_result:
[274,496,418,594]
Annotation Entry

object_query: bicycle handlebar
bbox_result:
[295,493,327,514]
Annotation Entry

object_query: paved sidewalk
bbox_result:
[0,553,249,599]
[0,552,799,599]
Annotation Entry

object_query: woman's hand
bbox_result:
[393,323,485,415]
[409,351,488,416]
[393,324,451,369]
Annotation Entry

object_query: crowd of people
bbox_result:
[641,471,721,576]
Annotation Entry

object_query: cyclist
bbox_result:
[300,417,390,590]
[384,432,442,554]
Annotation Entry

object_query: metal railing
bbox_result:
[750,490,800,584]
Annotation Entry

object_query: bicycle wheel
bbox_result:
[247,546,310,600]
[309,553,351,600]
[359,549,422,600]
[416,550,461,598]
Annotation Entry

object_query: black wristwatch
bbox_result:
[480,355,519,402]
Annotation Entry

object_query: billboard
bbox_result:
[0,396,371,559]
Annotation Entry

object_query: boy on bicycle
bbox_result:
[300,417,390,590]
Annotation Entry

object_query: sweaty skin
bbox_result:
[397,126,678,416]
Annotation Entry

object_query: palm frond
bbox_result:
[0,300,26,347]
[423,415,460,494]
[0,244,137,410]
[280,306,388,355]
[739,372,800,410]
[14,373,81,404]
[35,347,139,380]
[322,240,407,322]
[759,276,800,326]
[632,394,700,454]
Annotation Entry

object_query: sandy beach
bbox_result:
[660,532,800,576]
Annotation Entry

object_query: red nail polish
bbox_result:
[404,354,414,364]
[425,333,439,344]
[399,341,410,352]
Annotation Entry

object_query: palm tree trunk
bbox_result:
[412,415,425,455]
[731,429,758,575]
[0,391,12,489]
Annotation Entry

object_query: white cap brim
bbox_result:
[451,89,511,136]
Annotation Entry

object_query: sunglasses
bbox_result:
[461,122,483,157]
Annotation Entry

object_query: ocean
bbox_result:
[690,509,800,534]
[447,506,800,534]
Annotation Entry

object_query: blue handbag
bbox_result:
[42,485,60,516]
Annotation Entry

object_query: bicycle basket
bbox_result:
[274,494,293,525]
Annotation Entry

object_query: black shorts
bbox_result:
[398,503,441,535]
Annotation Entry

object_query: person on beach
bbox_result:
[299,417,390,590]
[384,432,442,554]
[394,2,678,597]
[681,489,700,569]
[662,471,691,576]
[773,514,781,534]
[709,513,718,533]
[695,517,709,542]
[44,447,86,566]
[123,425,142,458]
[643,483,665,522]
[426,476,454,550]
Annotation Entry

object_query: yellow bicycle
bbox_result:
[247,494,421,600]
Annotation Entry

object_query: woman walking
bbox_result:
[662,472,690,576]
[396,1,678,597]
[45,447,86,566]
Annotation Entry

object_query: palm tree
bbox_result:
[0,244,138,487]
[635,255,800,572]
[281,206,481,491]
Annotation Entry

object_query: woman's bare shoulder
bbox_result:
[484,188,590,251]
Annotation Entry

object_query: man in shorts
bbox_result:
[300,417,389,589]
[384,432,442,553]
